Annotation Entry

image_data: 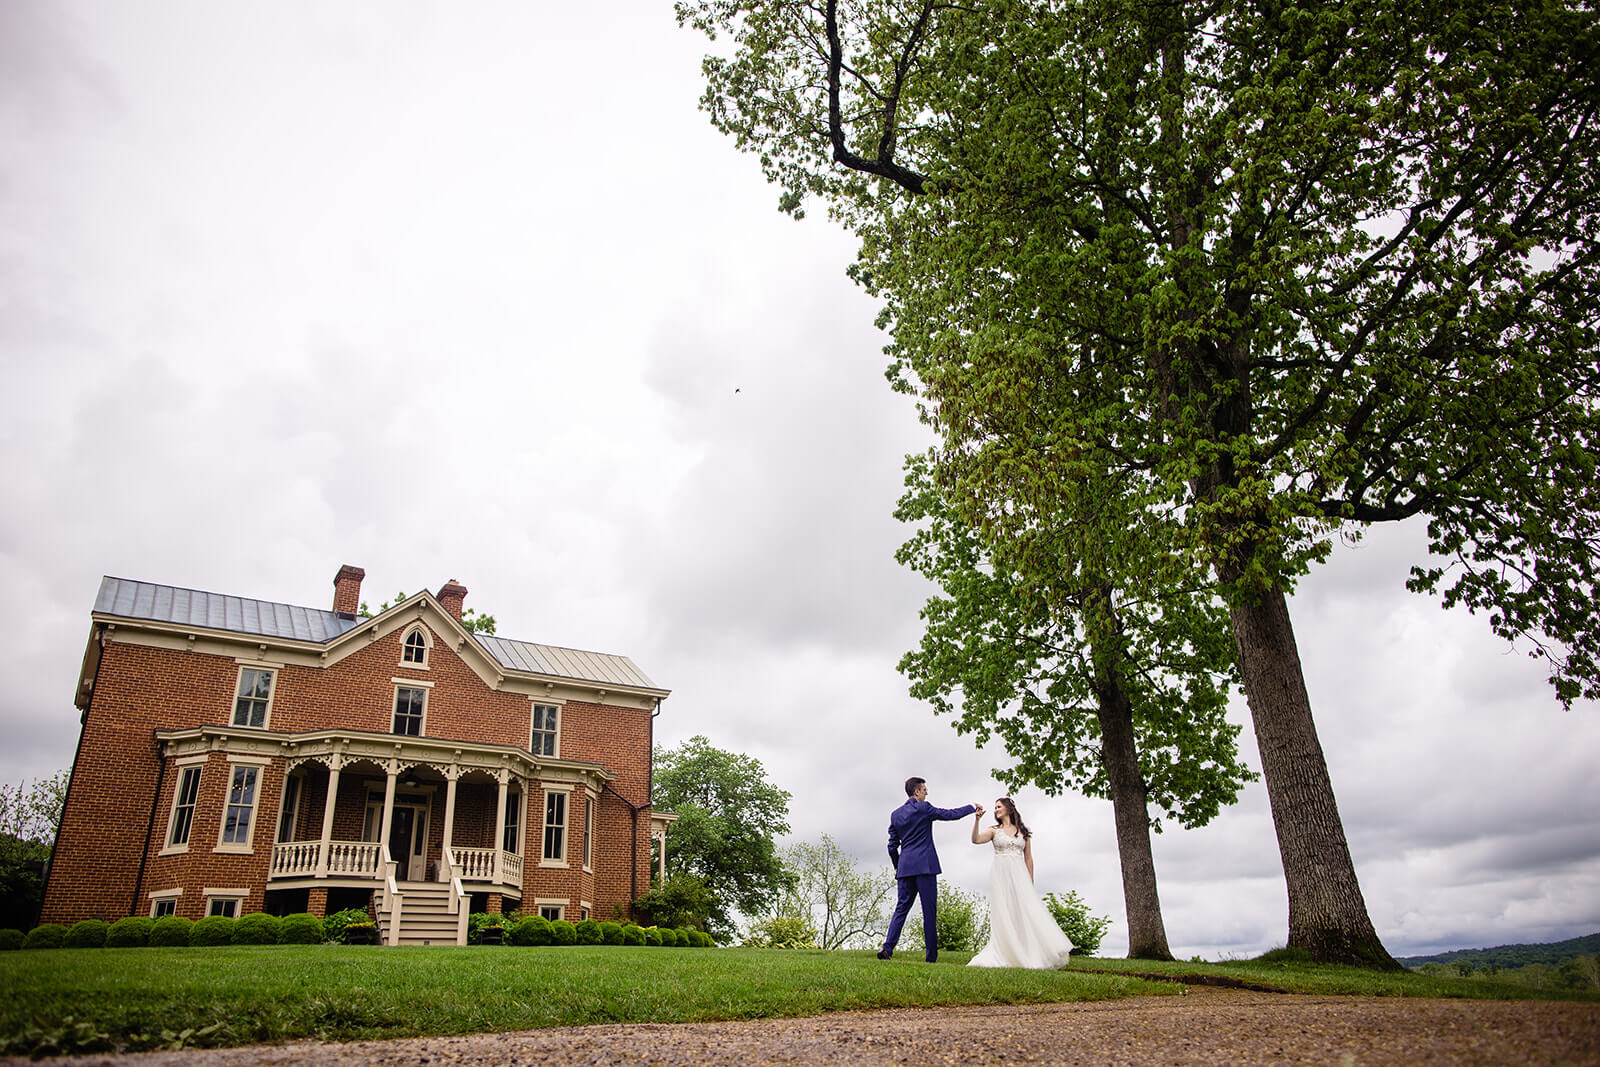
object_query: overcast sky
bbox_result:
[4,1,1595,961]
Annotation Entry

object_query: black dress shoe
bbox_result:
[876,949,891,959]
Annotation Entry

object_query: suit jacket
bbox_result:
[887,798,976,878]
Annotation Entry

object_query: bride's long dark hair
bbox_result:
[994,797,1031,840]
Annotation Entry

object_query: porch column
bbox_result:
[379,762,399,873]
[492,771,509,884]
[441,766,459,877]
[316,759,343,877]
[657,830,667,880]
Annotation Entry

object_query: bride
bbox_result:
[967,797,1074,969]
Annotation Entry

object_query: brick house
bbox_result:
[42,565,675,944]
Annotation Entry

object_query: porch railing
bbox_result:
[450,846,523,886]
[269,840,383,879]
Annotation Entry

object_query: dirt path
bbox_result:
[31,988,1600,1066]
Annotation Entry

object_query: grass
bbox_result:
[4,946,1592,1058]
[0,946,1165,1057]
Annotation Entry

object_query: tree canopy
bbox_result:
[681,0,1600,965]
[653,735,793,940]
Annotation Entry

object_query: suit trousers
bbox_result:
[882,873,939,961]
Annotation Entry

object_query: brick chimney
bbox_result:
[332,564,365,619]
[437,579,467,621]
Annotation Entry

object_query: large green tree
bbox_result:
[680,0,1600,966]
[897,450,1252,959]
[1,770,68,930]
[653,735,793,940]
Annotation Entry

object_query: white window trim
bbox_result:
[534,897,567,921]
[148,888,182,918]
[231,665,278,730]
[541,787,572,867]
[203,888,247,918]
[276,769,303,843]
[214,756,269,854]
[529,699,563,758]
[392,681,431,737]
[579,900,592,921]
[582,789,595,872]
[161,757,207,855]
[398,625,432,669]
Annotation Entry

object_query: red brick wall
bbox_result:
[42,620,661,926]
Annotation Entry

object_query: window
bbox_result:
[165,763,203,850]
[542,791,567,863]
[530,703,558,757]
[401,627,429,667]
[233,667,275,728]
[393,686,427,736]
[218,765,260,849]
[582,794,593,870]
[206,895,243,918]
[502,791,520,853]
[149,891,180,919]
[537,902,565,922]
[276,773,301,842]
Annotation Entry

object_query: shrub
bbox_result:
[467,911,503,945]
[63,919,110,949]
[322,908,370,944]
[549,920,577,946]
[574,919,602,945]
[190,915,235,947]
[629,875,714,932]
[233,912,282,945]
[641,926,662,947]
[1041,891,1111,956]
[620,924,645,946]
[148,916,193,947]
[598,921,623,945]
[692,930,713,948]
[105,917,153,948]
[662,928,684,947]
[22,924,66,950]
[743,914,819,949]
[511,915,552,946]
[0,929,23,950]
[279,913,322,945]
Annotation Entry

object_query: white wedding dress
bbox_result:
[968,830,1074,969]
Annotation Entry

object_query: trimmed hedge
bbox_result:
[190,915,235,947]
[548,919,577,946]
[511,915,552,946]
[279,913,322,945]
[0,928,24,950]
[233,912,282,945]
[63,919,109,949]
[148,916,193,947]
[692,930,713,948]
[574,918,602,945]
[642,926,662,947]
[106,917,153,948]
[620,924,645,946]
[598,921,623,945]
[22,924,66,950]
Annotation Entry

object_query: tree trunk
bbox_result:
[1092,665,1175,961]
[1228,584,1399,969]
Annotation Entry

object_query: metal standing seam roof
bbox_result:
[92,576,660,690]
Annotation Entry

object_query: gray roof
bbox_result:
[93,576,660,691]
[474,634,659,691]
[95,577,360,643]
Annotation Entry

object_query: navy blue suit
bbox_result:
[881,798,976,961]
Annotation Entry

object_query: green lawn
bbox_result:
[3,946,1592,1059]
[0,946,1162,1057]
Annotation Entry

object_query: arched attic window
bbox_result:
[401,626,430,667]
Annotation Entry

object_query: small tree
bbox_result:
[1042,891,1112,957]
[901,881,989,953]
[631,874,714,933]
[0,770,68,930]
[781,835,893,950]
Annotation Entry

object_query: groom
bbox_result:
[878,777,984,962]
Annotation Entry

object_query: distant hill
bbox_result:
[1398,932,1600,969]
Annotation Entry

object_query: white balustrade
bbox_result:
[447,847,522,886]
[270,841,321,877]
[500,850,523,884]
[325,840,382,876]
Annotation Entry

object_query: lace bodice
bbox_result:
[991,830,1027,857]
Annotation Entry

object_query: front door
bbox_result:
[365,791,431,881]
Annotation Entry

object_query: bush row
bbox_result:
[1,912,713,949]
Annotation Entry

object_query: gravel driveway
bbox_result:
[25,987,1600,1066]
